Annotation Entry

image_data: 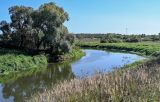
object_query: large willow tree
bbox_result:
[0,2,73,55]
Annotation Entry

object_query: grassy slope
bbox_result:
[0,52,48,75]
[61,47,85,61]
[27,42,160,102]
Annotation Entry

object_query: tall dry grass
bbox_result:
[27,59,160,102]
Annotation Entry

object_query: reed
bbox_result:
[27,57,160,102]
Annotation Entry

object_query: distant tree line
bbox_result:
[74,33,160,43]
[0,2,75,56]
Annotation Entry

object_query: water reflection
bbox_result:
[0,63,75,102]
[71,49,144,77]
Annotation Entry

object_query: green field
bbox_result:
[77,42,160,56]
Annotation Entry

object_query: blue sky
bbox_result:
[1,0,160,34]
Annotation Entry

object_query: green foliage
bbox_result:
[60,41,71,54]
[32,2,70,54]
[0,21,11,36]
[100,37,122,43]
[66,34,75,45]
[9,6,34,49]
[0,49,47,75]
[125,35,140,42]
[77,42,160,56]
[68,47,85,60]
[100,37,107,43]
[74,33,160,43]
[58,46,85,62]
[0,2,73,56]
[0,46,84,74]
[101,34,122,43]
[150,35,159,41]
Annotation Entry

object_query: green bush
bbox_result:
[100,38,122,43]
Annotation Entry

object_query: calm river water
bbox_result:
[0,49,144,102]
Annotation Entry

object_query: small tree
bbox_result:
[32,2,69,54]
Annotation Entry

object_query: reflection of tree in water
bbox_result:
[1,63,75,102]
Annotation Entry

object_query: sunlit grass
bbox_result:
[77,42,160,56]
[0,49,48,75]
[27,57,160,102]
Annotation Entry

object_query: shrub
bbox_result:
[60,41,72,54]
[100,38,107,43]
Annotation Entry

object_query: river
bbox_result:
[0,49,145,102]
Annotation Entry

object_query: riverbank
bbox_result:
[0,47,84,75]
[77,42,160,56]
[27,42,160,102]
[27,56,160,102]
[57,47,85,62]
[0,48,48,75]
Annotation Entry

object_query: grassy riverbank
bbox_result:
[77,42,160,56]
[0,49,48,75]
[27,42,160,102]
[27,56,160,102]
[28,58,160,102]
[0,47,84,75]
[59,47,85,61]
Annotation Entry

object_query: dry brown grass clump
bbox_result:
[27,60,160,102]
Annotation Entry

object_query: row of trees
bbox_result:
[75,33,160,43]
[0,2,74,55]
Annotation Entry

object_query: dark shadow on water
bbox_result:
[0,62,75,102]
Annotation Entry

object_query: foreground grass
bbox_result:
[77,42,160,56]
[27,56,160,102]
[27,42,160,102]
